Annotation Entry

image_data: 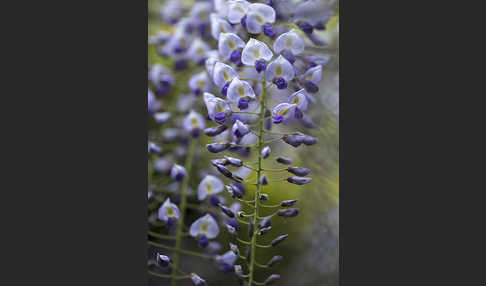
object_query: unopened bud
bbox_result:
[261,146,271,159]
[280,200,298,207]
[189,273,207,286]
[271,234,288,246]
[287,176,312,185]
[259,226,272,235]
[224,155,243,167]
[156,253,170,267]
[287,166,311,177]
[267,255,283,267]
[277,208,299,218]
[206,143,230,153]
[259,174,269,185]
[216,164,233,178]
[264,274,280,285]
[258,216,272,229]
[276,156,293,165]
[220,204,235,218]
[259,193,269,200]
[230,243,240,255]
[204,125,228,137]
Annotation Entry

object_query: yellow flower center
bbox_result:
[278,107,289,116]
[206,183,213,194]
[197,47,205,56]
[238,86,245,97]
[191,117,199,127]
[228,40,235,49]
[223,71,230,81]
[275,65,283,77]
[305,73,313,81]
[285,38,292,49]
[167,207,174,217]
[253,48,260,59]
[293,96,300,104]
[256,15,264,24]
[200,222,209,234]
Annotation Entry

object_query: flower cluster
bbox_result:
[193,0,333,285]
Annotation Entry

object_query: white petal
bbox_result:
[273,29,304,55]
[217,251,238,265]
[241,38,273,65]
[272,103,297,123]
[230,202,241,213]
[198,175,224,200]
[227,78,256,103]
[288,89,308,111]
[211,13,234,40]
[204,214,220,239]
[184,110,206,131]
[227,0,250,24]
[218,33,245,59]
[302,65,322,84]
[213,62,238,87]
[248,3,275,23]
[266,55,294,81]
[245,12,263,34]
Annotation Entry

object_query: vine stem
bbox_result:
[171,138,196,286]
[248,73,267,286]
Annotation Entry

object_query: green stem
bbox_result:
[248,73,267,286]
[171,138,196,286]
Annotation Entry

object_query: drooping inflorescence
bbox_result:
[149,0,335,285]
[195,0,333,285]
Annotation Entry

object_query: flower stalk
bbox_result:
[171,137,196,286]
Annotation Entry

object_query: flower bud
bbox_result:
[226,184,244,198]
[259,174,269,185]
[264,274,280,285]
[148,142,162,154]
[271,234,288,246]
[189,273,207,286]
[156,253,170,267]
[226,224,237,235]
[276,156,293,165]
[237,211,246,218]
[220,204,235,218]
[216,164,233,178]
[224,155,243,167]
[259,193,269,201]
[261,146,271,159]
[248,218,254,238]
[234,265,244,278]
[170,164,186,181]
[206,142,230,153]
[230,243,240,255]
[280,200,298,207]
[267,255,283,267]
[303,135,318,145]
[258,216,272,229]
[258,226,272,235]
[287,176,312,185]
[277,208,299,218]
[282,134,303,147]
[211,158,228,167]
[204,125,228,136]
[227,218,241,231]
[287,166,311,176]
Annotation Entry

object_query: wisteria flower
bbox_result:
[266,55,295,89]
[218,33,245,63]
[214,0,231,18]
[273,29,305,56]
[170,164,186,181]
[232,119,250,138]
[189,71,211,95]
[243,3,276,35]
[300,65,322,93]
[227,77,256,108]
[227,0,250,24]
[210,13,234,40]
[203,92,231,124]
[189,1,212,29]
[190,214,220,248]
[158,198,180,227]
[272,102,297,124]
[198,175,224,200]
[288,88,309,118]
[241,38,273,72]
[216,250,238,273]
[148,89,161,114]
[187,38,211,64]
[183,110,206,137]
[213,62,238,88]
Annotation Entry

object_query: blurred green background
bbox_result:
[148,1,338,285]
